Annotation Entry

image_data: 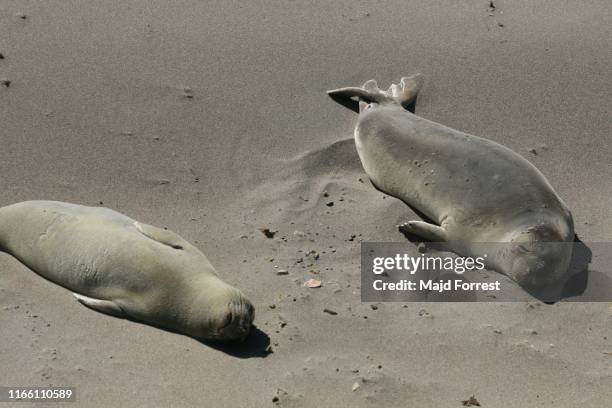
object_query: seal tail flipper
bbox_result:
[73,293,126,318]
[326,86,383,113]
[398,221,446,242]
[327,73,424,113]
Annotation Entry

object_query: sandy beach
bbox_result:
[1,1,611,406]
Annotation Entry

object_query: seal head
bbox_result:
[502,225,573,289]
[187,279,255,342]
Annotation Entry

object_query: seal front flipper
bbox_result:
[398,221,447,242]
[73,293,126,318]
[134,222,185,250]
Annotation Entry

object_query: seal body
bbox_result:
[328,75,574,288]
[0,201,253,341]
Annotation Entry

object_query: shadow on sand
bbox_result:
[147,322,271,358]
[204,325,271,359]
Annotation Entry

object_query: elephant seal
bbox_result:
[0,201,254,341]
[328,75,574,288]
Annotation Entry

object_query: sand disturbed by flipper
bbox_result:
[328,75,574,289]
[0,200,254,342]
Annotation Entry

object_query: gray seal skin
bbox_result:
[328,75,574,288]
[0,200,254,342]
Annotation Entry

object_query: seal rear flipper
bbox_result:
[327,73,424,113]
[398,221,447,242]
[327,86,383,113]
[73,293,126,318]
[134,222,185,250]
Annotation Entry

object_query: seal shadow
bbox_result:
[142,322,271,358]
[556,235,591,299]
[204,325,271,359]
[138,320,271,358]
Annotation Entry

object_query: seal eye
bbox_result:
[219,311,233,329]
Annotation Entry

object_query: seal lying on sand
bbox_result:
[328,75,574,288]
[0,201,254,341]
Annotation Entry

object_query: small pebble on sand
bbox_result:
[304,279,321,288]
[462,395,481,406]
[260,228,277,238]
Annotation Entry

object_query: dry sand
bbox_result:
[1,1,611,407]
